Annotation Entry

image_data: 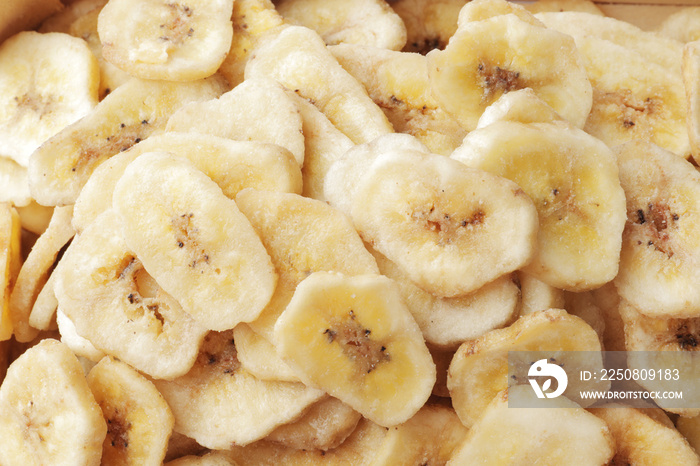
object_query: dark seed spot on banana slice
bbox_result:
[596,89,659,133]
[325,310,390,374]
[629,202,678,258]
[159,3,195,44]
[412,205,485,246]
[106,411,130,450]
[477,61,522,103]
[197,330,241,376]
[72,122,153,173]
[172,213,210,269]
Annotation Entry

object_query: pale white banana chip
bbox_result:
[27,262,59,331]
[476,88,565,128]
[371,247,519,349]
[0,156,31,207]
[453,120,626,291]
[245,25,394,144]
[217,0,286,88]
[235,188,379,341]
[448,309,604,428]
[590,405,700,465]
[351,149,538,297]
[390,0,467,54]
[0,203,21,341]
[427,11,591,130]
[330,43,467,155]
[113,152,277,331]
[153,329,325,449]
[40,0,131,99]
[517,270,566,317]
[265,396,362,451]
[54,209,208,379]
[225,417,387,464]
[57,308,106,362]
[614,140,700,318]
[28,75,226,206]
[324,133,429,218]
[285,90,354,202]
[15,201,53,235]
[657,7,700,44]
[233,323,300,382]
[373,404,467,465]
[166,77,305,165]
[447,386,614,465]
[457,0,545,27]
[0,31,99,167]
[98,0,235,81]
[0,339,107,466]
[87,356,174,466]
[274,271,436,427]
[276,0,406,50]
[9,205,74,342]
[73,132,301,233]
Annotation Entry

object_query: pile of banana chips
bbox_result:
[2,0,700,464]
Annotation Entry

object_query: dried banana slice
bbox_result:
[618,300,700,416]
[456,0,544,27]
[233,323,300,382]
[245,25,394,144]
[371,247,519,349]
[265,396,362,451]
[54,209,208,379]
[683,40,700,162]
[9,205,74,342]
[57,308,106,362]
[0,157,31,207]
[28,75,226,206]
[390,0,467,54]
[98,0,234,81]
[614,140,700,317]
[0,203,21,341]
[657,8,700,43]
[72,132,301,233]
[476,87,565,128]
[0,339,106,466]
[447,386,614,465]
[112,152,277,331]
[537,13,689,158]
[330,43,467,155]
[285,90,354,202]
[453,120,626,291]
[589,405,700,465]
[274,271,436,427]
[40,0,131,99]
[448,309,604,428]
[324,133,429,219]
[166,77,305,165]
[217,0,286,87]
[351,149,538,297]
[87,356,174,465]
[235,188,379,341]
[518,270,566,316]
[276,0,406,50]
[0,31,99,167]
[427,11,591,131]
[153,329,324,449]
[373,404,468,465]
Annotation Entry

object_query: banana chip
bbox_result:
[0,203,21,341]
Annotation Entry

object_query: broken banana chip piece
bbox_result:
[98,0,235,81]
[153,329,325,449]
[614,140,700,318]
[87,356,174,466]
[274,271,436,427]
[447,386,614,465]
[350,149,538,298]
[427,9,592,131]
[28,75,226,206]
[54,209,208,380]
[0,339,107,466]
[0,31,99,168]
[0,203,21,342]
[453,119,626,291]
[112,152,277,331]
